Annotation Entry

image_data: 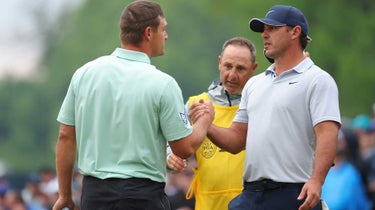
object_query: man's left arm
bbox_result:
[298,120,339,210]
[311,121,340,185]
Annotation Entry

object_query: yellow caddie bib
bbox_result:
[186,92,245,210]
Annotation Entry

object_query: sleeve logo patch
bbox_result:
[179,112,189,125]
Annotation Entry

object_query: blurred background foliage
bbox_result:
[0,0,374,172]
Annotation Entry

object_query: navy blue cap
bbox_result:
[249,5,310,40]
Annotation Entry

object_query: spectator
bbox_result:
[167,37,258,209]
[322,130,371,210]
[351,114,375,208]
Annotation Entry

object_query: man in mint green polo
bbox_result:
[52,1,214,210]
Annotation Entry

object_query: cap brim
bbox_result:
[249,18,286,32]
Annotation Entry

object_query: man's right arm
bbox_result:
[169,100,214,159]
[53,124,76,210]
[207,122,247,154]
[187,99,247,154]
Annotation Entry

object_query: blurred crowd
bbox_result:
[0,167,82,210]
[0,107,374,210]
[322,109,375,210]
[321,111,375,209]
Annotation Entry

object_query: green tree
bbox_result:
[1,0,374,173]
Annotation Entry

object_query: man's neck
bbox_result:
[274,50,305,75]
[122,43,152,58]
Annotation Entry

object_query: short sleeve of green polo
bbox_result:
[159,79,192,141]
[57,76,77,126]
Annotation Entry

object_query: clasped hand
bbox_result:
[188,99,215,124]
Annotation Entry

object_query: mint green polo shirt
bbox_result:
[57,48,192,182]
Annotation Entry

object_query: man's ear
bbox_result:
[217,55,222,72]
[291,26,302,40]
[144,26,152,41]
[252,62,258,72]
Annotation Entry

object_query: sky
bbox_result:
[0,0,84,79]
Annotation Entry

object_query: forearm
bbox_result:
[174,119,209,159]
[310,121,339,184]
[310,142,336,185]
[55,125,77,199]
[171,103,215,159]
[207,123,247,154]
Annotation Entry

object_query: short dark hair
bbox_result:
[286,26,310,50]
[222,37,257,63]
[119,0,164,45]
[300,34,309,50]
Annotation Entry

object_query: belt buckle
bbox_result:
[253,180,268,191]
[255,185,264,191]
[263,179,281,191]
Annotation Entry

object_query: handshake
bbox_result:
[188,99,215,125]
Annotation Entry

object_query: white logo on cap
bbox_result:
[266,10,274,16]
